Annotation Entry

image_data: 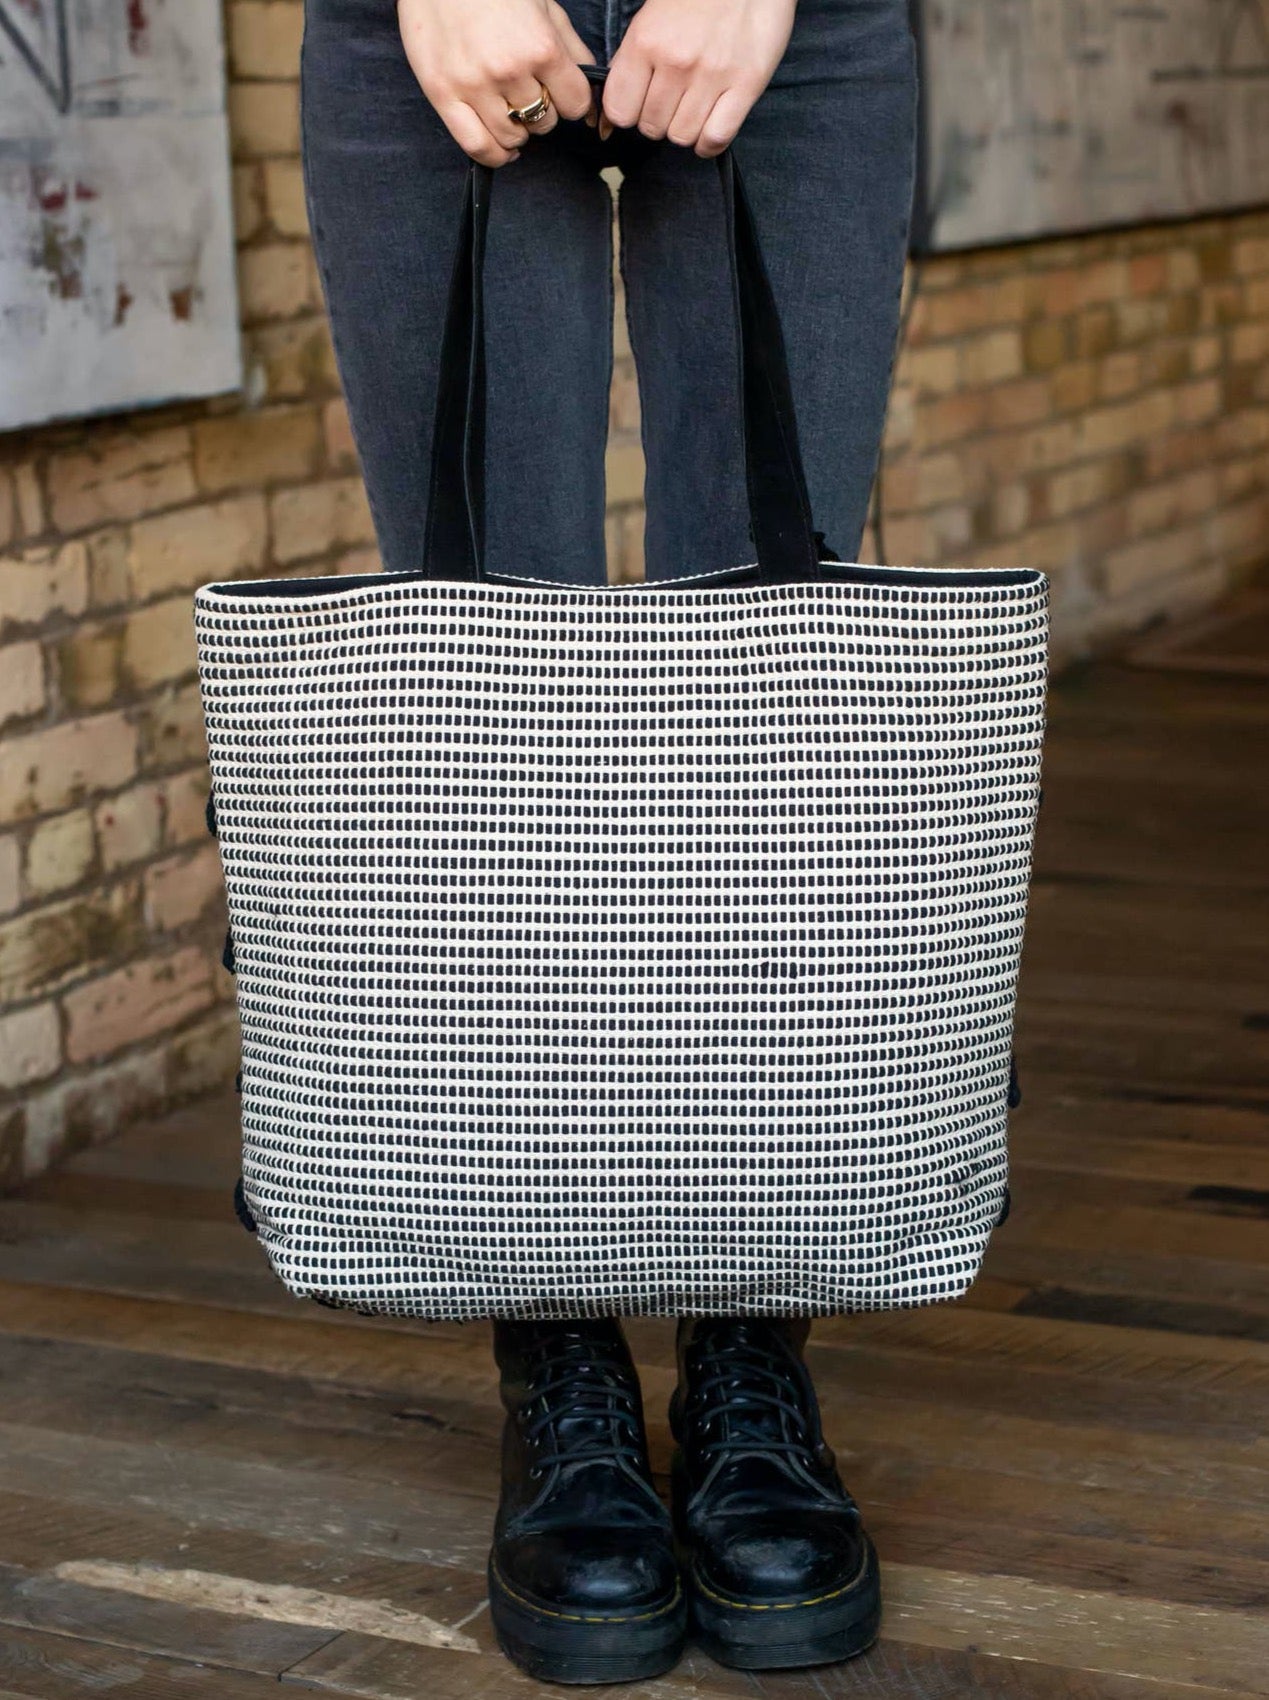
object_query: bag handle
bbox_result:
[422,75,823,586]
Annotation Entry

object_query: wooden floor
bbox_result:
[2,595,1268,1698]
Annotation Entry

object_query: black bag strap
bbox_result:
[422,84,822,586]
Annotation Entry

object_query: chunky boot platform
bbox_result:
[488,1317,686,1685]
[669,1316,880,1670]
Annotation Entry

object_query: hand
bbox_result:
[603,0,797,157]
[397,0,596,167]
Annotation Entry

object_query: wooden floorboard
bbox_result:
[2,596,1267,1693]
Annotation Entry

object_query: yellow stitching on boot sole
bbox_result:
[490,1558,683,1625]
[690,1549,871,1613]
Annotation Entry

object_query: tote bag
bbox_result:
[196,151,1048,1322]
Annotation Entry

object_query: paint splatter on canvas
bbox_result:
[0,0,240,430]
[913,0,1269,252]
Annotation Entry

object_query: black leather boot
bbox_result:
[488,1316,686,1684]
[669,1315,880,1669]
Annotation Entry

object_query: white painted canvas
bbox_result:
[915,0,1269,251]
[0,0,241,431]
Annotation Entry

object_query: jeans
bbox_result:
[300,0,919,584]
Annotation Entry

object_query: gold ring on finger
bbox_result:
[507,84,552,127]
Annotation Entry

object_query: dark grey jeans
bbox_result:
[300,0,918,583]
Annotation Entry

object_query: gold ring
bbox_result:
[508,84,552,127]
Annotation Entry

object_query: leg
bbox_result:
[617,0,919,576]
[300,0,614,583]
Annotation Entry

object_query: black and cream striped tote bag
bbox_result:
[196,154,1048,1322]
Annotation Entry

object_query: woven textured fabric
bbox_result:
[195,562,1048,1321]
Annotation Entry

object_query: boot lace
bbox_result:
[688,1324,819,1466]
[520,1328,646,1476]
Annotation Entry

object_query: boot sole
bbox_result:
[682,1533,882,1671]
[487,1555,688,1685]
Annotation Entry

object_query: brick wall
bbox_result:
[1,0,1267,1184]
[881,218,1269,661]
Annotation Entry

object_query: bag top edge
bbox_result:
[197,562,1050,606]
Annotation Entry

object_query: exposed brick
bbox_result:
[121,597,199,693]
[1102,517,1210,599]
[24,1047,167,1177]
[229,81,301,158]
[1196,283,1242,331]
[1165,249,1201,291]
[1046,460,1116,519]
[230,0,304,79]
[96,784,164,871]
[959,327,1024,387]
[983,378,1050,430]
[193,407,322,493]
[1075,390,1176,458]
[332,545,378,577]
[323,398,359,471]
[1050,362,1100,413]
[914,390,990,450]
[617,505,645,585]
[1126,468,1219,536]
[0,541,89,633]
[605,443,645,507]
[990,482,1033,538]
[1072,306,1115,360]
[609,361,641,434]
[913,451,978,510]
[1128,253,1167,296]
[25,809,96,898]
[1026,267,1081,318]
[1209,491,1269,566]
[248,318,339,400]
[1196,237,1233,283]
[63,946,216,1065]
[1231,321,1269,365]
[263,158,309,237]
[923,277,1027,340]
[13,463,44,536]
[0,711,137,824]
[1246,277,1269,318]
[127,493,269,601]
[0,835,19,917]
[1145,341,1192,390]
[238,242,314,322]
[165,1006,241,1101]
[0,885,141,1002]
[1078,258,1130,306]
[902,344,959,397]
[143,843,226,931]
[270,476,374,563]
[135,682,208,774]
[1172,376,1223,425]
[161,770,213,847]
[233,162,266,243]
[1021,320,1069,373]
[881,384,916,453]
[87,527,131,610]
[53,622,123,710]
[1189,334,1223,376]
[1233,236,1269,277]
[0,1003,60,1091]
[47,427,195,533]
[0,641,44,729]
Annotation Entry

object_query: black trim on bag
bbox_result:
[204,562,1047,600]
[233,1176,258,1235]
